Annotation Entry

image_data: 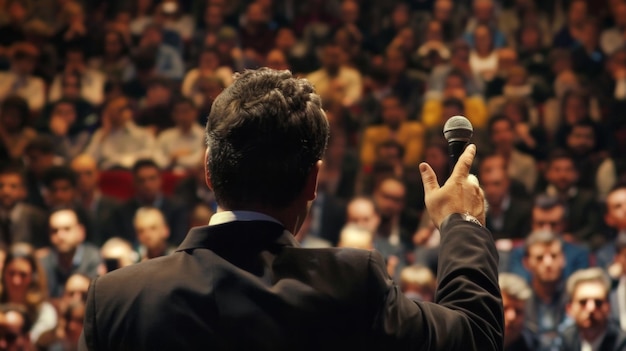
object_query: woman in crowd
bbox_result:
[0,243,57,345]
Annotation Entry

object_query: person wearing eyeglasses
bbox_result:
[559,268,626,351]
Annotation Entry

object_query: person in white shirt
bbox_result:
[0,42,46,113]
[305,43,362,107]
[84,96,156,170]
[154,97,205,174]
[48,47,106,106]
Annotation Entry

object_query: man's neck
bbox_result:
[580,326,606,344]
[79,190,99,207]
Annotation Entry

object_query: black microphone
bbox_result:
[443,116,473,170]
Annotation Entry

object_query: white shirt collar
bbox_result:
[208,210,283,227]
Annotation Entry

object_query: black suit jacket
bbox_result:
[79,217,502,351]
[559,321,626,351]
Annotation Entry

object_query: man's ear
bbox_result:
[204,148,213,190]
[304,160,322,201]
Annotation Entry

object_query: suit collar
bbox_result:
[176,221,299,252]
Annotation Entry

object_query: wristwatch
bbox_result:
[440,213,483,231]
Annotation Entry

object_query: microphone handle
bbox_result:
[448,140,469,172]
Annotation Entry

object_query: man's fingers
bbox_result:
[419,162,440,193]
[448,144,476,184]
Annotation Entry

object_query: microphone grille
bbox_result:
[443,115,473,142]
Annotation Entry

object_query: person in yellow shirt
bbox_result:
[360,95,425,168]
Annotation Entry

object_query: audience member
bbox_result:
[399,265,436,302]
[99,237,137,274]
[521,230,570,350]
[154,98,205,173]
[305,43,363,107]
[479,155,532,240]
[48,47,106,106]
[360,94,425,168]
[499,273,537,351]
[107,159,188,245]
[508,195,591,282]
[39,208,100,298]
[133,207,176,261]
[69,155,119,247]
[84,96,156,170]
[0,303,33,351]
[0,164,47,247]
[560,268,626,350]
[0,96,37,162]
[542,149,602,245]
[1,243,57,344]
[0,42,45,113]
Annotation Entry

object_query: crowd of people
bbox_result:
[0,0,626,349]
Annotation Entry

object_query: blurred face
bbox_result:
[0,108,22,132]
[567,126,595,155]
[65,51,85,72]
[266,50,289,70]
[381,97,405,129]
[490,120,515,150]
[275,28,295,51]
[104,97,129,127]
[481,169,510,207]
[391,5,409,28]
[322,46,342,73]
[204,5,223,29]
[374,179,405,218]
[524,241,565,283]
[70,159,98,194]
[173,102,197,127]
[474,0,494,22]
[8,2,27,22]
[605,189,626,230]
[104,32,123,57]
[567,281,609,333]
[341,1,359,24]
[52,102,77,125]
[24,150,54,177]
[246,3,266,25]
[49,210,85,254]
[532,206,566,234]
[3,258,32,301]
[199,51,219,70]
[474,26,492,53]
[135,212,169,249]
[569,1,587,25]
[425,21,443,42]
[146,84,171,105]
[546,158,578,192]
[134,166,161,201]
[434,0,452,21]
[46,179,76,207]
[503,292,525,346]
[520,26,541,48]
[63,275,90,303]
[0,174,25,210]
[0,311,27,351]
[61,74,81,99]
[346,199,380,233]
